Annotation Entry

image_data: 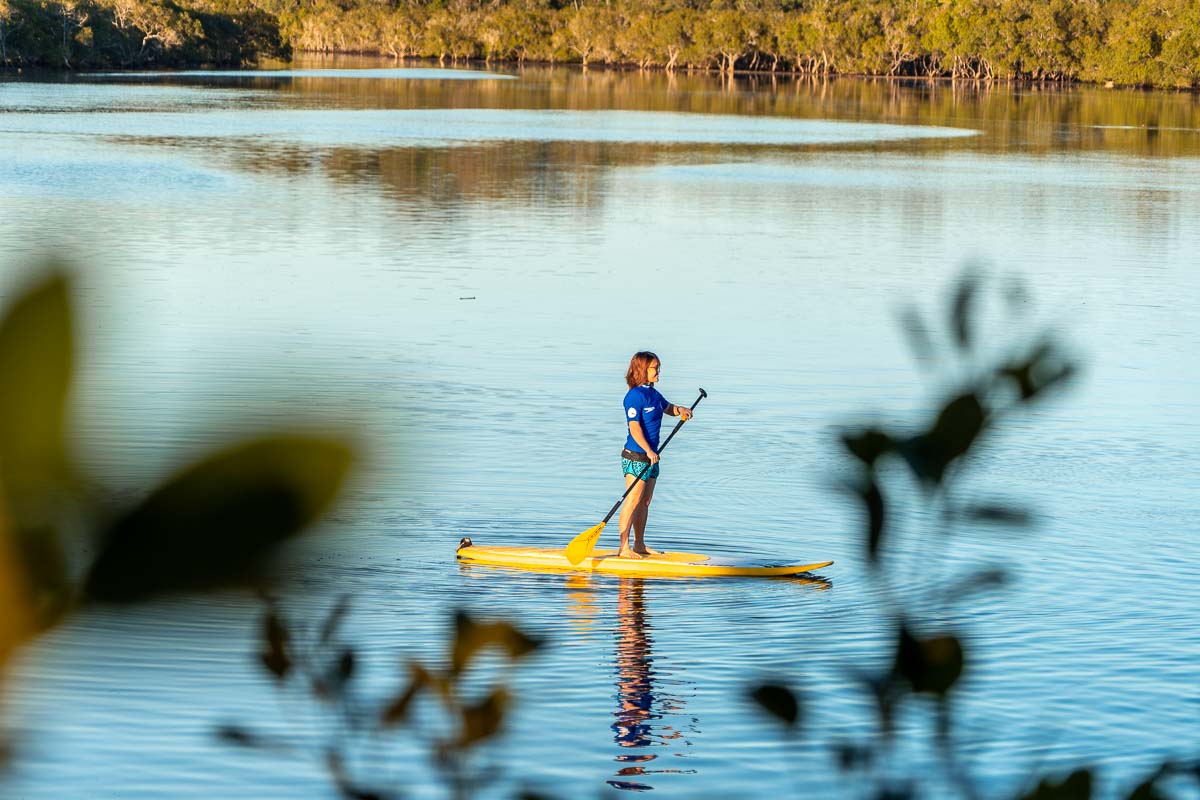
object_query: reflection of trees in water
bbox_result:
[203,59,1200,158]
[324,142,620,209]
[131,135,757,210]
[97,63,1200,216]
[608,577,697,793]
[105,60,1200,166]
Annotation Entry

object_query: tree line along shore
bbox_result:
[2,0,1199,89]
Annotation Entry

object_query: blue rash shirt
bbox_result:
[623,384,670,453]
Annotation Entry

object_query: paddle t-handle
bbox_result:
[600,387,707,525]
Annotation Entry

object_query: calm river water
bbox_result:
[1,60,1198,799]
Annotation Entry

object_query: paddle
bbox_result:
[565,388,707,564]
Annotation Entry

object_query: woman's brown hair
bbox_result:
[625,351,659,389]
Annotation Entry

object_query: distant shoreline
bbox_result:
[3,56,1186,97]
[3,0,1199,91]
[282,54,1158,92]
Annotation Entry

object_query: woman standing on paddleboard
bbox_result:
[619,351,693,559]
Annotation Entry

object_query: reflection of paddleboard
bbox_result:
[455,540,832,578]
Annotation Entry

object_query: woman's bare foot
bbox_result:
[617,548,646,559]
[632,545,661,556]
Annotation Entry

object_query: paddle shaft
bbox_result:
[600,388,706,524]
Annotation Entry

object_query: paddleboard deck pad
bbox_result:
[456,540,832,578]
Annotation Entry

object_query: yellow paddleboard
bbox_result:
[456,540,832,578]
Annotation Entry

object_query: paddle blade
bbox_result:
[565,522,606,565]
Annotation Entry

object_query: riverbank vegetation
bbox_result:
[0,0,286,67]
[279,0,1200,89]
[3,0,1200,88]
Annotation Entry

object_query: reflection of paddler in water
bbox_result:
[608,577,695,792]
[599,577,829,792]
[612,578,656,750]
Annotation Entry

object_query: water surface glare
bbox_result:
[1,62,1198,799]
[0,105,977,147]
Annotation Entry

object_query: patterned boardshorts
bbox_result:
[621,457,660,480]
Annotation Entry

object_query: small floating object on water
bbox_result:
[459,296,476,300]
[455,540,832,578]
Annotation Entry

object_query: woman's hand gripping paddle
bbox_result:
[565,388,707,565]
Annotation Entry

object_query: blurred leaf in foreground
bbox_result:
[749,683,801,728]
[260,603,293,681]
[451,609,543,676]
[0,270,75,628]
[897,304,938,369]
[899,392,987,486]
[844,479,886,565]
[999,340,1078,403]
[842,428,894,467]
[84,436,354,602]
[949,270,981,351]
[0,509,35,672]
[0,271,74,509]
[459,688,510,747]
[963,503,1033,526]
[893,624,964,698]
[1018,768,1093,800]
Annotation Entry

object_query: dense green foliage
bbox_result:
[3,0,1200,87]
[0,0,286,67]
[267,0,1200,88]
